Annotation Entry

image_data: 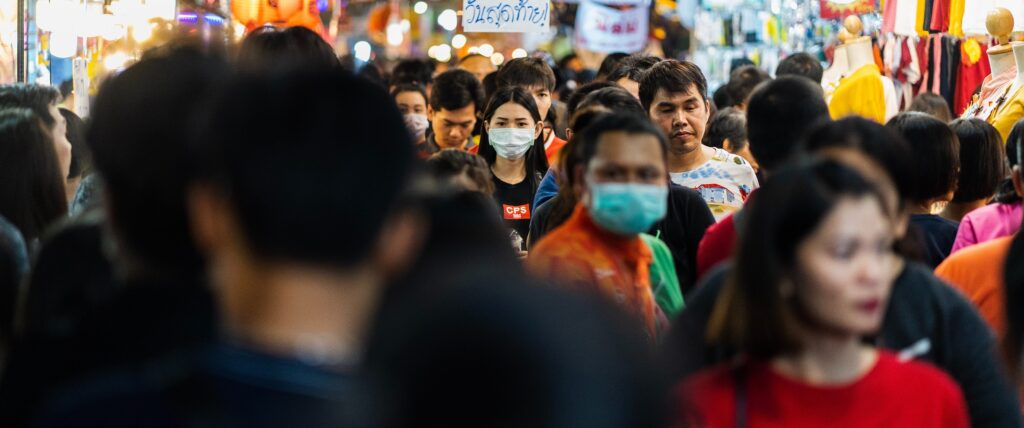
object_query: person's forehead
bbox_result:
[438,106,476,118]
[653,85,703,103]
[591,131,663,163]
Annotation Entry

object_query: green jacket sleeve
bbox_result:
[640,234,684,318]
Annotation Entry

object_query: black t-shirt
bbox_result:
[664,262,1023,428]
[909,214,959,268]
[492,175,536,245]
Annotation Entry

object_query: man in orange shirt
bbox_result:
[935,141,1024,338]
[529,114,670,341]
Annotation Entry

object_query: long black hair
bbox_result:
[995,119,1024,204]
[0,109,68,243]
[477,86,549,193]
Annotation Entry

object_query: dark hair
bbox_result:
[477,87,549,193]
[392,58,436,87]
[775,52,824,83]
[59,108,89,179]
[908,93,953,123]
[58,80,74,99]
[712,86,733,110]
[746,76,831,172]
[577,86,647,118]
[576,113,669,175]
[0,109,67,243]
[391,83,428,105]
[0,84,61,128]
[801,117,914,210]
[1004,232,1024,380]
[597,52,630,79]
[886,112,960,204]
[606,55,660,84]
[427,149,494,194]
[430,69,485,113]
[709,159,886,358]
[194,71,414,267]
[495,57,557,92]
[949,119,1005,203]
[88,47,228,274]
[725,65,770,106]
[703,107,747,150]
[565,81,618,118]
[236,26,341,74]
[996,119,1024,204]
[638,60,708,112]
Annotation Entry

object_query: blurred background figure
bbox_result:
[458,53,496,83]
[908,92,954,123]
[236,26,341,74]
[392,83,430,146]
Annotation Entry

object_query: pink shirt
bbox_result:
[950,203,1022,254]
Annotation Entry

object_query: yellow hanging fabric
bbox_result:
[990,85,1024,143]
[948,0,965,37]
[829,64,887,124]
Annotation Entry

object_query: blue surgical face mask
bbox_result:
[488,128,535,160]
[586,181,669,236]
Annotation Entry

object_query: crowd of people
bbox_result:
[0,25,1023,427]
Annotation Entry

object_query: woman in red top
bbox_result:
[678,159,969,428]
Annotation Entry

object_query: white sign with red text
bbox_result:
[575,1,649,53]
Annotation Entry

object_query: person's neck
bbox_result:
[773,331,877,385]
[940,199,987,222]
[909,201,939,216]
[989,51,1015,78]
[669,145,713,173]
[65,176,81,203]
[492,156,527,184]
[226,262,382,365]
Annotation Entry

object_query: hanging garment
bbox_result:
[830,63,888,123]
[930,0,950,33]
[954,39,990,116]
[882,0,899,33]
[894,0,921,36]
[921,0,935,33]
[948,0,965,37]
[940,36,960,109]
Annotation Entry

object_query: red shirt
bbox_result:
[545,134,567,166]
[678,351,969,428]
[695,213,736,281]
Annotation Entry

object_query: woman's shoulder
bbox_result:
[872,351,962,397]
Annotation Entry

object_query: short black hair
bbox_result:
[577,86,647,119]
[576,113,669,172]
[495,57,556,92]
[703,107,747,150]
[392,58,436,87]
[430,69,485,112]
[606,55,660,84]
[908,93,953,123]
[426,149,493,194]
[949,118,1005,202]
[885,112,960,203]
[596,52,630,79]
[565,81,618,117]
[995,119,1024,204]
[725,65,770,106]
[59,108,90,178]
[237,26,341,74]
[88,47,229,273]
[638,60,708,112]
[195,71,414,268]
[0,83,61,128]
[775,52,824,83]
[391,83,428,104]
[746,76,830,172]
[712,86,733,110]
[800,117,914,209]
[0,108,67,243]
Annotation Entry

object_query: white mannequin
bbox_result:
[845,38,874,71]
[989,49,1016,77]
[841,17,899,121]
[822,44,849,99]
[1010,43,1024,97]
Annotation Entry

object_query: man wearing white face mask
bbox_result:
[478,87,551,247]
[529,114,672,342]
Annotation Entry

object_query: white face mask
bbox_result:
[488,128,535,160]
[403,113,429,139]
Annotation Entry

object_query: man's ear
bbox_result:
[371,208,427,282]
[722,138,733,152]
[534,121,543,140]
[187,183,228,256]
[427,105,435,121]
[565,128,573,141]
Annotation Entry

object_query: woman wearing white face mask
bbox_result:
[478,87,551,251]
[391,84,429,146]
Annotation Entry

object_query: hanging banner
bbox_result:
[462,0,551,33]
[575,1,649,53]
[818,0,875,20]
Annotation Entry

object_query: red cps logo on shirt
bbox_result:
[503,204,531,220]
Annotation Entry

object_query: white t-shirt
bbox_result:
[670,147,759,222]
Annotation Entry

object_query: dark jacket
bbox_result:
[665,262,1023,428]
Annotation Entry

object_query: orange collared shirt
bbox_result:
[528,205,658,339]
[935,236,1014,339]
